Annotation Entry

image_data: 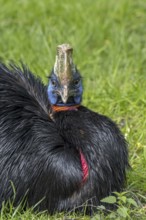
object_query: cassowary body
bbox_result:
[0,45,128,214]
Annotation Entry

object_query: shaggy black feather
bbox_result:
[0,63,128,214]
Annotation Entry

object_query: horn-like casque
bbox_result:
[54,44,76,85]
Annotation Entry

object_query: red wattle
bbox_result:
[80,151,89,183]
[52,105,80,112]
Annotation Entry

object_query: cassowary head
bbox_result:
[47,44,83,106]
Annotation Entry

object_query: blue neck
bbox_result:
[47,86,82,106]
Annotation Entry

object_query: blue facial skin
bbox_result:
[47,71,83,106]
[47,74,59,105]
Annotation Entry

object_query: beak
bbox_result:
[60,85,69,104]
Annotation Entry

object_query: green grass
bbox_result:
[0,0,146,219]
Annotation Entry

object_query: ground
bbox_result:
[0,0,146,219]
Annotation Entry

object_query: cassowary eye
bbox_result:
[74,79,80,86]
[51,80,56,87]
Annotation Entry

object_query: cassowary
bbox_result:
[0,44,128,214]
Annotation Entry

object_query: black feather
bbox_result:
[0,63,128,214]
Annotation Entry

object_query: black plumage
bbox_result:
[0,56,128,214]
